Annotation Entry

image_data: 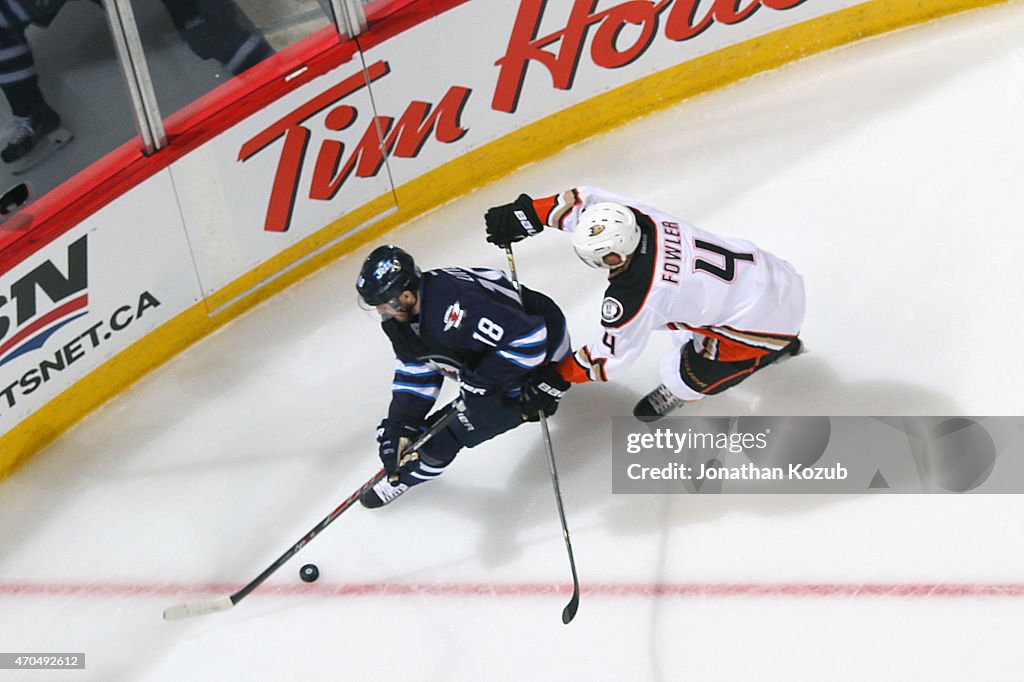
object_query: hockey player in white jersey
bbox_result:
[484,186,805,419]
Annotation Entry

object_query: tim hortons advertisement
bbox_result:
[0,173,202,437]
[358,0,865,144]
[1,0,870,443]
[237,60,470,235]
[490,0,840,114]
[186,0,856,294]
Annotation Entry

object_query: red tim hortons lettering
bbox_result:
[309,86,471,203]
[240,60,471,233]
[239,61,390,233]
[493,0,811,114]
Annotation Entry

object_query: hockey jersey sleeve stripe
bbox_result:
[535,189,580,230]
[497,348,546,369]
[586,347,609,382]
[394,360,443,388]
[395,359,438,375]
[553,345,606,383]
[507,324,547,348]
[554,353,589,383]
[392,383,441,400]
[395,369,443,383]
[533,195,558,225]
[467,270,521,302]
[469,268,511,282]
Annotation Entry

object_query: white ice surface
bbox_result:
[2,3,1024,680]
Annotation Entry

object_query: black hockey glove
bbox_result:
[519,365,571,421]
[376,419,421,477]
[485,194,544,248]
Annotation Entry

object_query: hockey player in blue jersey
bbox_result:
[355,245,573,508]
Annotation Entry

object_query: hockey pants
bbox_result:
[662,331,801,402]
[392,397,526,487]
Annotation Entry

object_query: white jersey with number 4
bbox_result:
[532,186,805,386]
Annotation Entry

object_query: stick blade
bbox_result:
[163,596,234,621]
[561,590,580,624]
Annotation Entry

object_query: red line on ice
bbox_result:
[2,581,1024,598]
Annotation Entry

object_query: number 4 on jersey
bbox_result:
[693,239,755,282]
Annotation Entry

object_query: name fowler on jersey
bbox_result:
[660,221,684,285]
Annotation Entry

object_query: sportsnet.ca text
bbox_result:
[0,291,161,419]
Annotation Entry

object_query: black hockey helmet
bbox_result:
[356,245,421,307]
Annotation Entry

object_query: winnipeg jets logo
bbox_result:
[443,301,465,330]
[374,258,400,280]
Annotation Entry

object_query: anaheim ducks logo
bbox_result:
[588,224,606,237]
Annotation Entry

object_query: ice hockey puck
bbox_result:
[300,563,319,583]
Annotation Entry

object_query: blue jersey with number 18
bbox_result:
[381,267,569,425]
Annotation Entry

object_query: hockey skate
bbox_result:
[2,109,73,175]
[359,477,410,509]
[633,384,688,421]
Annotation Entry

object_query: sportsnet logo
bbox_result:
[0,235,88,368]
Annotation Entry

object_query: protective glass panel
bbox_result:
[168,51,400,310]
[130,0,334,121]
[0,1,138,202]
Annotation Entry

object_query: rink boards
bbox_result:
[0,0,1008,473]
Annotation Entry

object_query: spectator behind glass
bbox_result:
[0,0,274,173]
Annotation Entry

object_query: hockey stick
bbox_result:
[162,402,463,621]
[504,245,581,625]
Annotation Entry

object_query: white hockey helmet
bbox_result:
[572,202,641,269]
